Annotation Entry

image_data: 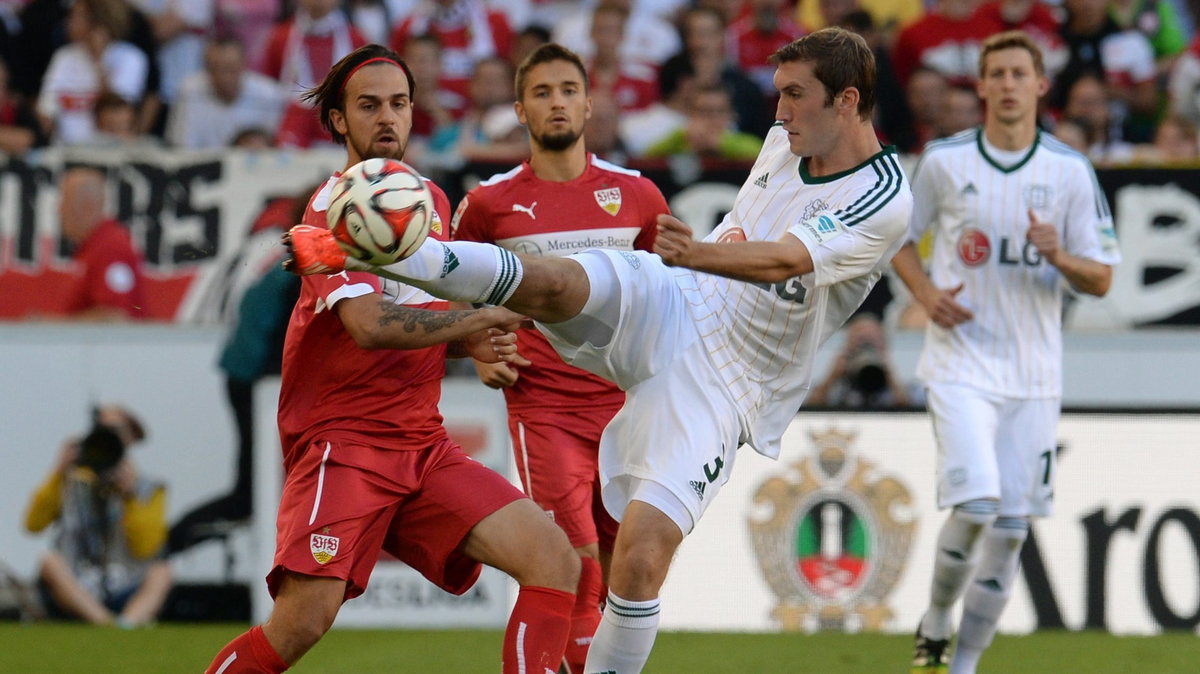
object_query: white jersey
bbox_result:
[680,124,912,459]
[908,128,1121,398]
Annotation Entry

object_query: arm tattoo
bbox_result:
[376,302,474,334]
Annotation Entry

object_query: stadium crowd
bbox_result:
[1,0,1197,168]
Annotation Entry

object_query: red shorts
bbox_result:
[508,408,620,551]
[268,435,524,600]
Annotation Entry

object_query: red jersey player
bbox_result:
[204,45,579,674]
[451,43,669,673]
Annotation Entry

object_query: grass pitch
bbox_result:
[1,624,1197,672]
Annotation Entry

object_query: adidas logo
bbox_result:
[440,249,460,277]
[754,172,769,188]
[962,182,978,195]
[689,480,707,500]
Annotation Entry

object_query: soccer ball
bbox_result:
[326,158,433,265]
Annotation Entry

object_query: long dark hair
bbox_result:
[301,44,415,146]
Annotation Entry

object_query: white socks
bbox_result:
[951,517,1028,674]
[358,237,524,306]
[921,501,997,640]
[584,592,660,674]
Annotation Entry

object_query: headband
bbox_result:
[338,57,406,99]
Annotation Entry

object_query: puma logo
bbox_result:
[512,201,537,219]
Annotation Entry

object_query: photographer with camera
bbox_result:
[23,405,171,627]
[808,312,920,410]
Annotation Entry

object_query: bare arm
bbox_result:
[891,242,974,329]
[653,214,814,283]
[1026,211,1112,297]
[335,294,524,352]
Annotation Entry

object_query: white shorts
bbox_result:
[927,382,1059,518]
[537,249,746,535]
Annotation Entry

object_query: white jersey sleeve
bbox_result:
[789,202,909,289]
[905,150,948,245]
[1060,157,1121,267]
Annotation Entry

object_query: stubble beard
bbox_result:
[535,127,583,153]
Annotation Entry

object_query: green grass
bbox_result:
[1,624,1198,672]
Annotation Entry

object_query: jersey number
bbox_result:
[1040,449,1053,485]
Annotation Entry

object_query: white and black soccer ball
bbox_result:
[326,158,433,265]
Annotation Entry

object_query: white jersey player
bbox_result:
[285,28,911,674]
[893,32,1119,674]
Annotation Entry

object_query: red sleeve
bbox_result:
[258,24,289,79]
[76,234,146,317]
[449,188,491,243]
[488,12,514,60]
[633,176,669,252]
[308,269,382,305]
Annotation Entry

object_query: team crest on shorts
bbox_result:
[749,428,915,632]
[594,187,622,216]
[310,533,340,565]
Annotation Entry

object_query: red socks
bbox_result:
[564,557,604,673]
[503,585,574,674]
[204,625,289,674]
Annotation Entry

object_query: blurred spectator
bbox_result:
[166,37,285,149]
[643,84,763,160]
[168,190,303,556]
[0,54,48,155]
[838,9,914,151]
[904,66,949,152]
[127,0,213,112]
[1053,0,1158,141]
[1133,114,1200,163]
[58,166,148,321]
[11,0,73,99]
[88,91,161,148]
[349,0,391,44]
[796,0,923,42]
[660,6,772,138]
[1061,72,1137,164]
[1051,116,1091,153]
[403,33,463,135]
[934,84,983,138]
[229,125,273,149]
[35,0,149,146]
[585,90,628,161]
[427,56,526,169]
[261,0,367,148]
[1167,34,1200,126]
[618,50,692,156]
[807,314,920,409]
[510,22,551,68]
[213,0,280,68]
[1109,0,1188,74]
[390,0,514,104]
[972,0,1068,80]
[552,0,680,66]
[727,0,805,99]
[891,0,989,88]
[24,404,171,627]
[587,2,658,113]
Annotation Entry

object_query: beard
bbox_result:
[534,126,583,152]
[349,134,407,162]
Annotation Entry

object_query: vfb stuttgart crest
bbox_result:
[310,533,340,565]
[594,187,622,216]
[749,428,916,632]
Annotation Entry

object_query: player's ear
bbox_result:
[330,108,348,137]
[838,88,859,114]
[515,100,527,126]
[584,94,592,122]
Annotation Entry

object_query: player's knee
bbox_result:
[993,516,1030,551]
[526,535,580,593]
[952,499,999,529]
[942,499,999,556]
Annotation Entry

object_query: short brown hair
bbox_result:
[79,0,131,41]
[515,43,588,101]
[978,31,1045,78]
[770,27,876,120]
[302,44,415,146]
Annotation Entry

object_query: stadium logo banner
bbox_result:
[749,428,915,632]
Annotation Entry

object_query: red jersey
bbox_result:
[451,154,668,412]
[727,15,805,96]
[390,7,513,104]
[277,173,454,463]
[892,12,995,87]
[66,219,146,318]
